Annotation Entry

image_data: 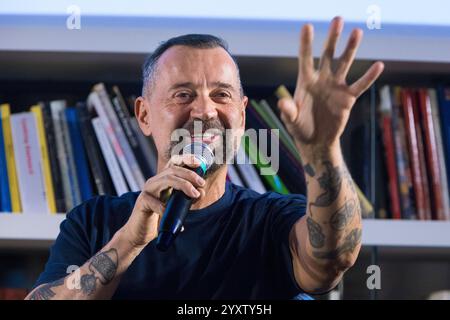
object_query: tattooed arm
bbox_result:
[25,228,141,300]
[289,145,362,293]
[277,17,383,293]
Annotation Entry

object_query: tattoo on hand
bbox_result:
[312,228,362,260]
[29,278,65,300]
[307,216,325,248]
[311,161,342,207]
[329,198,356,231]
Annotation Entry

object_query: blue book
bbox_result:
[437,86,450,200]
[65,107,94,201]
[0,118,12,212]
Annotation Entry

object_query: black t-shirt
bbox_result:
[34,181,307,299]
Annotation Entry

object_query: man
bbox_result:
[27,17,383,300]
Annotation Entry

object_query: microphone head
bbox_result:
[182,142,215,174]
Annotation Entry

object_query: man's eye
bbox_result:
[215,92,231,98]
[174,92,194,102]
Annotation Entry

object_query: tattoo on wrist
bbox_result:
[312,228,362,260]
[306,216,325,248]
[311,161,342,208]
[329,198,357,231]
[29,278,65,300]
[80,274,97,295]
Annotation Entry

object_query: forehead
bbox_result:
[154,45,239,86]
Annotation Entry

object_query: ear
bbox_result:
[135,96,152,136]
[240,96,248,130]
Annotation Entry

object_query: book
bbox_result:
[234,144,267,194]
[418,88,446,220]
[76,103,115,196]
[437,87,450,205]
[92,117,129,196]
[0,104,21,213]
[429,88,450,220]
[87,90,139,191]
[111,86,154,179]
[10,112,48,214]
[91,83,145,190]
[0,116,11,212]
[379,86,402,219]
[66,107,94,202]
[400,89,428,220]
[130,118,158,177]
[242,134,289,194]
[30,105,57,213]
[391,87,416,219]
[40,102,66,213]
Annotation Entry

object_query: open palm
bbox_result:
[278,17,384,151]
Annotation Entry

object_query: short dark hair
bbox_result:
[141,34,243,97]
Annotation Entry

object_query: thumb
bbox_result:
[277,98,298,123]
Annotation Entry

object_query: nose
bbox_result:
[189,94,218,121]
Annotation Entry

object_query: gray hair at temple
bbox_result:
[141,34,244,98]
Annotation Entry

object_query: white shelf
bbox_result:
[0,15,450,63]
[1,214,450,250]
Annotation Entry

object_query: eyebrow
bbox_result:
[168,81,237,92]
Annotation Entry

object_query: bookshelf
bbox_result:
[1,214,450,251]
[1,13,450,299]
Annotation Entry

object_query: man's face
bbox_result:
[136,45,248,174]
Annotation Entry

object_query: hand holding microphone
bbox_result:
[121,142,214,251]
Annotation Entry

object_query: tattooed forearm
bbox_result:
[78,248,118,296]
[329,198,357,231]
[312,228,362,260]
[89,249,118,285]
[310,161,343,207]
[306,216,325,248]
[29,278,65,300]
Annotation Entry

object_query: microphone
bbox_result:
[156,142,215,251]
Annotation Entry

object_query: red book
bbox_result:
[418,88,446,220]
[401,89,427,220]
[381,115,402,219]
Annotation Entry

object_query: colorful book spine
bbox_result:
[92,83,145,190]
[10,112,48,214]
[92,117,129,196]
[0,115,12,212]
[66,107,94,202]
[418,89,446,220]
[379,86,402,219]
[400,89,427,220]
[30,105,57,214]
[0,104,21,213]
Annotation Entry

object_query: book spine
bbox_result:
[391,87,416,219]
[88,91,138,191]
[92,117,129,196]
[235,144,267,194]
[400,89,427,220]
[429,88,450,220]
[93,83,145,189]
[129,118,158,177]
[10,113,48,214]
[50,100,74,211]
[30,105,57,214]
[418,88,446,220]
[76,104,115,196]
[0,104,22,213]
[379,86,402,219]
[65,107,94,201]
[41,102,66,213]
[0,115,12,212]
